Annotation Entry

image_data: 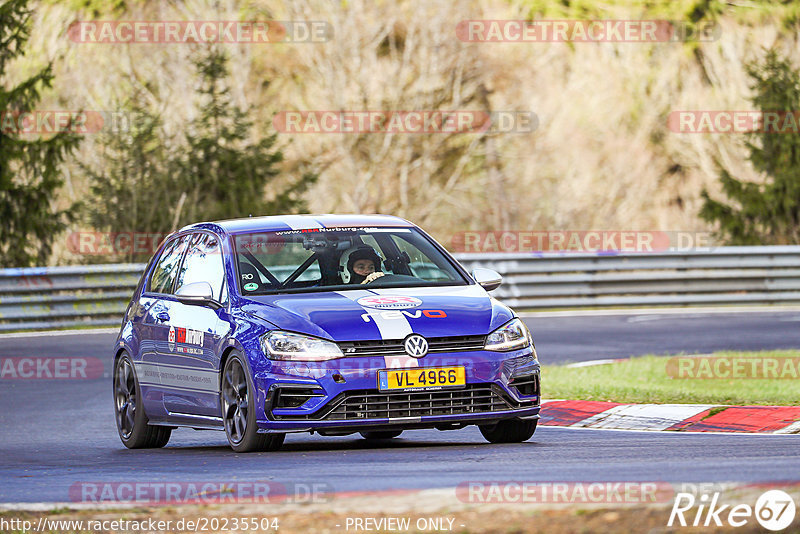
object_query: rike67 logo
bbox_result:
[669,489,796,531]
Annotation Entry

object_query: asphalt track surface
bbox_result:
[1,309,799,504]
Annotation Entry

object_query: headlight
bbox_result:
[484,318,533,352]
[261,331,344,361]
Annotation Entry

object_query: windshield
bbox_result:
[233,227,468,294]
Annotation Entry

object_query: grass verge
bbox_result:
[543,350,800,406]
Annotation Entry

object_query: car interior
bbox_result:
[236,231,456,294]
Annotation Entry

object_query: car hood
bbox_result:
[239,285,514,341]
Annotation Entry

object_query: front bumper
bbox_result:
[252,349,540,432]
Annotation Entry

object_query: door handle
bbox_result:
[156,311,170,322]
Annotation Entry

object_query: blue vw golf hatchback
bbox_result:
[113,215,540,451]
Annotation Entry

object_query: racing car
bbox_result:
[113,214,540,451]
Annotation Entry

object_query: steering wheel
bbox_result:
[361,272,385,284]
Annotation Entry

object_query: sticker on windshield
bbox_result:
[243,282,258,291]
[357,296,422,309]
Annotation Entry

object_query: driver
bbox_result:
[340,245,386,284]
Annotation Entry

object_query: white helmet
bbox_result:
[339,245,382,283]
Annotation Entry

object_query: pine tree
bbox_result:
[700,49,800,245]
[179,47,315,224]
[83,46,316,250]
[80,101,178,261]
[0,0,79,266]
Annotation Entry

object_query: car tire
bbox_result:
[479,419,537,444]
[114,353,172,449]
[360,430,403,440]
[221,352,285,452]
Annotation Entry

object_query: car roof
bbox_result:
[180,214,415,235]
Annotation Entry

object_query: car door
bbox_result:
[135,234,192,418]
[164,232,233,417]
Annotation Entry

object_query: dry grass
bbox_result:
[10,0,800,264]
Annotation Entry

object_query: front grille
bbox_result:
[338,335,486,357]
[272,384,526,421]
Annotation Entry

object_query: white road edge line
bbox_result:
[539,425,800,436]
[519,305,800,318]
[773,421,800,434]
[564,359,625,368]
[563,354,717,367]
[5,306,800,338]
[0,328,117,339]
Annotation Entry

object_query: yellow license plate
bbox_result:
[378,366,466,391]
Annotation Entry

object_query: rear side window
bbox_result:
[175,233,226,302]
[147,236,190,294]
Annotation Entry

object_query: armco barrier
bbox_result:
[0,264,144,331]
[457,246,800,308]
[1,246,799,332]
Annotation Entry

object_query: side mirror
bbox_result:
[176,281,223,310]
[471,268,502,292]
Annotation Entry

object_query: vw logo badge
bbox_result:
[404,334,428,358]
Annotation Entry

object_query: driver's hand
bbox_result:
[361,272,385,284]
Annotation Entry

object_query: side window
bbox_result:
[390,235,430,271]
[175,233,226,302]
[390,235,454,281]
[147,236,190,294]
